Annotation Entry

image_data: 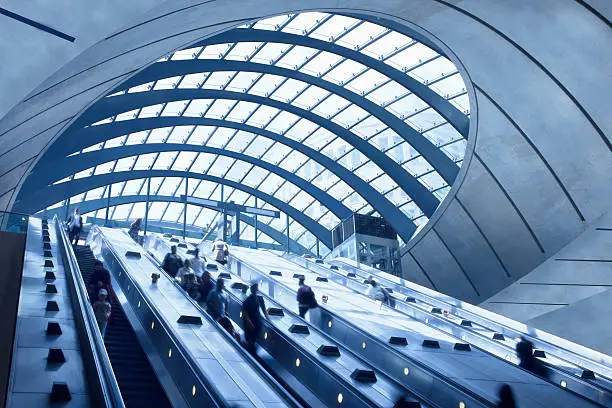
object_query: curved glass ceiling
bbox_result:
[40,11,470,255]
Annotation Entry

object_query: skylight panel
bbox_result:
[225,161,253,181]
[407,108,446,132]
[147,178,165,195]
[281,12,329,35]
[370,174,396,194]
[295,160,323,181]
[311,169,338,191]
[207,155,234,177]
[331,104,368,128]
[166,126,193,143]
[266,111,300,133]
[304,201,326,221]
[183,99,213,116]
[185,204,200,224]
[115,109,139,121]
[319,136,349,159]
[193,180,215,197]
[226,72,261,92]
[366,81,409,106]
[138,103,163,118]
[246,105,279,127]
[161,101,187,116]
[362,31,412,60]
[261,143,291,165]
[85,187,106,200]
[147,202,166,220]
[303,128,335,151]
[419,171,447,191]
[409,56,457,84]
[387,93,428,118]
[386,43,437,71]
[179,73,208,88]
[251,43,291,65]
[91,117,114,126]
[450,93,470,113]
[278,151,308,173]
[292,85,329,109]
[345,69,387,95]
[400,201,423,219]
[127,82,153,93]
[352,116,385,139]
[153,152,178,170]
[147,128,170,143]
[337,149,366,170]
[199,43,233,59]
[318,212,340,230]
[225,131,256,152]
[103,135,126,149]
[157,178,181,196]
[288,220,306,239]
[323,59,367,85]
[109,182,125,197]
[386,187,411,206]
[423,123,461,146]
[270,79,308,102]
[327,180,353,201]
[171,47,201,60]
[274,181,300,202]
[386,142,419,163]
[284,118,318,141]
[163,203,183,223]
[336,21,387,49]
[244,136,273,157]
[94,161,114,175]
[441,139,467,161]
[126,131,149,145]
[207,99,237,119]
[242,166,269,187]
[112,204,132,219]
[74,167,94,179]
[226,42,262,61]
[115,157,136,172]
[253,14,293,31]
[133,153,157,170]
[225,100,258,122]
[403,156,432,177]
[81,142,104,153]
[430,73,464,98]
[153,76,181,90]
[203,71,235,90]
[299,51,343,77]
[248,74,284,96]
[204,127,234,148]
[171,151,197,171]
[354,160,383,182]
[123,179,144,195]
[309,15,359,42]
[433,186,451,201]
[276,46,318,69]
[342,192,368,211]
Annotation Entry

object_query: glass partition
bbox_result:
[0,211,29,234]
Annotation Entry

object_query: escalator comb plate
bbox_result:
[351,369,377,383]
[389,336,408,346]
[289,324,310,335]
[178,315,203,325]
[317,345,341,357]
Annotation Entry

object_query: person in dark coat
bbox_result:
[296,276,317,318]
[162,245,183,278]
[242,282,269,355]
[496,384,517,408]
[88,260,111,303]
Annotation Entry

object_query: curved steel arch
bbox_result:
[44,194,311,254]
[191,28,469,138]
[33,117,418,241]
[73,89,441,218]
[23,143,352,219]
[114,59,459,182]
[15,170,333,248]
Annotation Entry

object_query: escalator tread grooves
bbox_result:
[74,246,172,408]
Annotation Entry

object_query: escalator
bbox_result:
[74,245,172,408]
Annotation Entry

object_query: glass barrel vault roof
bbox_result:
[42,12,470,255]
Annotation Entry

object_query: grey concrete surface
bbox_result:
[0,0,611,352]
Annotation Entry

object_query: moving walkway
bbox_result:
[226,246,605,408]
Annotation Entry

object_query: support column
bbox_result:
[63,197,71,221]
[104,184,112,226]
[316,239,320,258]
[143,178,150,238]
[286,214,290,253]
[235,211,241,245]
[221,184,226,241]
[183,177,188,239]
[254,197,258,249]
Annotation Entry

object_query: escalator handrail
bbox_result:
[91,226,227,408]
[226,250,496,408]
[330,257,612,381]
[53,217,125,408]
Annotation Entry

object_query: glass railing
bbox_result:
[0,211,29,234]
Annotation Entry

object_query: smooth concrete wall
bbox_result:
[482,209,612,355]
[0,1,610,312]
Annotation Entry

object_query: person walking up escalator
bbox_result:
[242,282,269,355]
[296,276,318,318]
[162,245,183,278]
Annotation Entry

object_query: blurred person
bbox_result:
[496,384,517,408]
[182,272,200,301]
[198,271,214,302]
[212,239,229,265]
[88,260,111,304]
[66,208,83,246]
[189,248,205,275]
[93,288,111,338]
[176,259,194,283]
[128,218,142,242]
[162,245,183,278]
[242,282,269,355]
[206,278,228,320]
[296,276,318,318]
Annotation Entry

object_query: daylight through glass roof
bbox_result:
[41,11,470,255]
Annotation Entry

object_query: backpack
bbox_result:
[302,288,318,309]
